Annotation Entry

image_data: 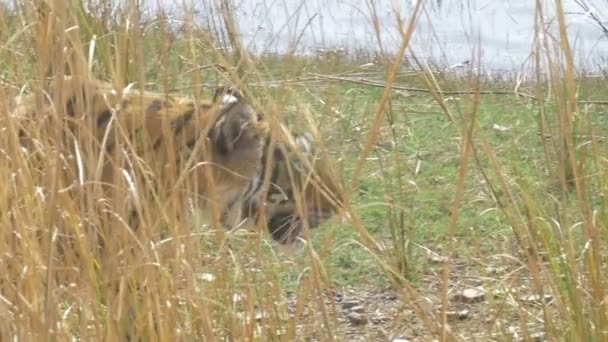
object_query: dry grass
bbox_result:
[1,0,608,341]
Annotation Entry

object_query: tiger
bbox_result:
[6,75,343,249]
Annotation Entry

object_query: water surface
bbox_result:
[229,0,608,72]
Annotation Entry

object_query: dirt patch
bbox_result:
[287,246,551,341]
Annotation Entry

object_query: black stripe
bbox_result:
[152,137,163,150]
[170,109,194,136]
[65,85,89,117]
[152,107,195,150]
[96,110,112,127]
[147,99,163,113]
[242,181,255,200]
[241,199,259,222]
[66,96,76,117]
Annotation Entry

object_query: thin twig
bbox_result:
[309,72,539,100]
[293,13,318,49]
[580,100,608,106]
[147,73,608,106]
[572,0,608,36]
[309,72,608,105]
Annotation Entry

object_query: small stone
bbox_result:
[346,312,368,325]
[350,305,365,313]
[392,339,411,342]
[446,309,470,320]
[454,287,486,303]
[341,300,360,310]
[385,293,398,301]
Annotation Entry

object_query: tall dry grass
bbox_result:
[407,0,608,340]
[1,2,301,341]
[0,0,361,340]
[1,0,607,341]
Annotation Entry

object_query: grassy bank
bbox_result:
[2,1,608,341]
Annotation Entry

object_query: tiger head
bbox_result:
[202,85,270,207]
[242,127,344,248]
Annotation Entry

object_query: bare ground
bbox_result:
[287,241,554,341]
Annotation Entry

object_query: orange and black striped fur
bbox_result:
[8,76,343,247]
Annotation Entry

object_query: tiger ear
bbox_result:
[213,86,242,105]
[210,96,267,156]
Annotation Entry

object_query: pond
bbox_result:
[229,0,608,72]
[3,0,605,72]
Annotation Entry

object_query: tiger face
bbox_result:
[242,129,344,247]
[210,87,344,247]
